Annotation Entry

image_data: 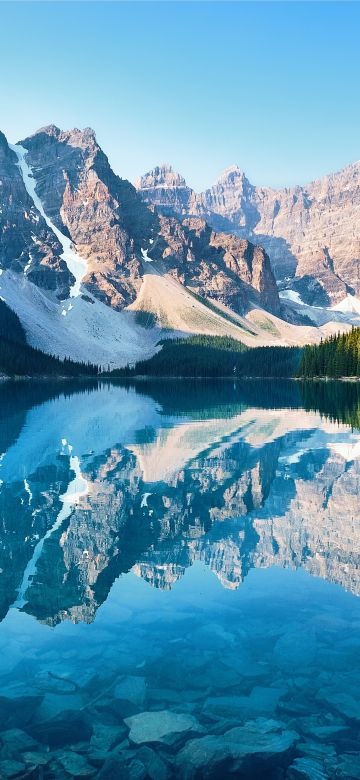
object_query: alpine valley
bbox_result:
[1,125,360,368]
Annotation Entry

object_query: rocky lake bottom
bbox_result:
[0,379,359,779]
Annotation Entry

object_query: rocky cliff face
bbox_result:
[13,126,280,315]
[136,164,194,216]
[0,131,72,297]
[19,125,153,309]
[138,161,360,306]
[157,215,280,314]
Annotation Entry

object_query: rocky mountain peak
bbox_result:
[1,124,281,325]
[136,164,189,191]
[139,154,360,306]
[215,164,246,185]
[0,130,72,297]
[33,124,61,139]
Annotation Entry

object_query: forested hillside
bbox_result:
[299,328,360,378]
[109,336,302,378]
[0,299,26,344]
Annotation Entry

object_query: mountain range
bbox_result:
[137,160,360,307]
[1,125,360,367]
[1,381,359,626]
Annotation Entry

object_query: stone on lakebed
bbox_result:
[125,710,201,745]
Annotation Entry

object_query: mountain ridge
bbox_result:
[0,125,359,367]
[137,157,360,307]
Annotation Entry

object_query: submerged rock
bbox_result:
[273,631,317,669]
[317,690,360,721]
[128,759,147,779]
[97,755,132,779]
[0,759,26,778]
[27,710,93,747]
[90,723,127,752]
[56,750,96,776]
[22,751,50,767]
[297,741,336,761]
[202,686,285,720]
[125,710,200,745]
[287,757,330,779]
[0,694,43,729]
[0,728,38,754]
[176,717,298,777]
[114,675,147,708]
[135,746,170,780]
[330,753,360,779]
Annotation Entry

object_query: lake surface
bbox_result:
[0,379,360,779]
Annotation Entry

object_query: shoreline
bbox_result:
[2,375,360,383]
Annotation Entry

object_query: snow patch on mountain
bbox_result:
[279,289,305,305]
[14,449,88,608]
[0,270,163,368]
[141,247,153,263]
[9,144,87,297]
[331,295,360,316]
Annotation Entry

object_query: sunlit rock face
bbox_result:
[14,126,280,316]
[135,164,194,216]
[138,161,360,306]
[1,381,360,626]
[0,131,72,296]
[19,126,150,310]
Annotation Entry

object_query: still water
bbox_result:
[0,379,359,779]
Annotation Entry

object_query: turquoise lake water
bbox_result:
[0,379,359,779]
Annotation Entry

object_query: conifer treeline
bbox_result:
[300,380,360,429]
[109,335,302,378]
[0,337,100,377]
[298,328,360,378]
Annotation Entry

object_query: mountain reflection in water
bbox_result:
[0,379,359,626]
[0,379,360,779]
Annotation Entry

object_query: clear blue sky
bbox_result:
[0,1,359,191]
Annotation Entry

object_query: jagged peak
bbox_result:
[33,124,61,138]
[136,163,189,190]
[28,126,98,148]
[215,164,246,185]
[78,126,96,141]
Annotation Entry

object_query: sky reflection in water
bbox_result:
[0,379,359,779]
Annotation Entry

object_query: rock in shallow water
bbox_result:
[56,750,96,776]
[287,757,330,779]
[114,675,147,708]
[0,728,38,754]
[328,753,360,779]
[27,710,93,747]
[176,717,298,778]
[316,689,360,722]
[90,723,127,752]
[273,631,317,669]
[135,746,170,780]
[125,710,201,745]
[0,760,26,778]
[202,686,285,720]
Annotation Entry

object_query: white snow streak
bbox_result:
[14,445,88,608]
[9,144,87,297]
[279,289,304,305]
[141,247,153,263]
[24,479,32,504]
[141,492,152,508]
